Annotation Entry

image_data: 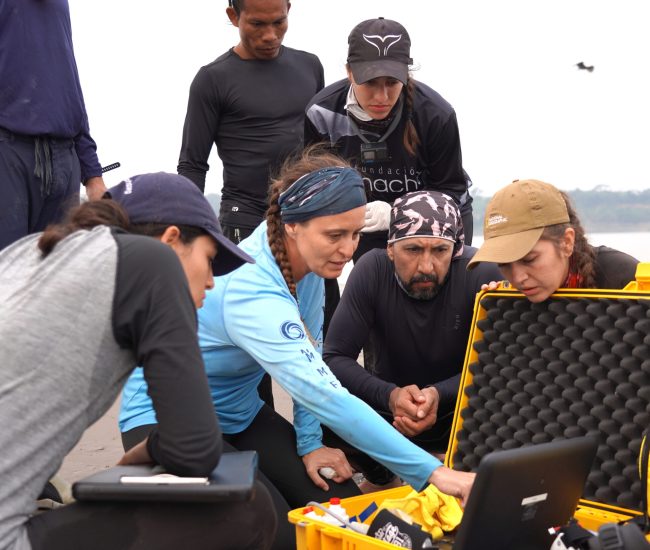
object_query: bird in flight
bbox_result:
[576,61,594,72]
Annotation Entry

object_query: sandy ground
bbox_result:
[58,381,294,483]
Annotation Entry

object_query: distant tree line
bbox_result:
[471,188,650,234]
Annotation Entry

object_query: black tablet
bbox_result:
[72,450,257,503]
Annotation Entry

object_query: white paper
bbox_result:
[120,473,209,485]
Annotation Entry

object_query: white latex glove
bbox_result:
[361,200,391,233]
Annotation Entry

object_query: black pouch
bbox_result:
[360,141,390,163]
[368,509,435,548]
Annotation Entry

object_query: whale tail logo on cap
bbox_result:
[362,34,403,56]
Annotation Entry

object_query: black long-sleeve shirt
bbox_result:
[178,46,324,228]
[305,78,471,214]
[323,247,501,417]
[112,232,223,473]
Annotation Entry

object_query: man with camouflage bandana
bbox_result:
[322,190,500,487]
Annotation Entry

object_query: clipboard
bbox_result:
[72,450,257,503]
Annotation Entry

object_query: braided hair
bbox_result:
[266,145,352,299]
[541,191,597,288]
[402,76,420,157]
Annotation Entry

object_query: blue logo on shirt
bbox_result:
[280,321,305,340]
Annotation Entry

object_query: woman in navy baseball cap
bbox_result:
[0,173,275,550]
[106,171,253,307]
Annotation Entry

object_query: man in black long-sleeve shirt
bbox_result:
[177,0,324,409]
[177,0,324,242]
[323,191,500,485]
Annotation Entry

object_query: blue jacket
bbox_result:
[120,223,442,489]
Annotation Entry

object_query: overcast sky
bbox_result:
[69,0,650,198]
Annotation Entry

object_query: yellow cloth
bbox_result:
[378,484,463,539]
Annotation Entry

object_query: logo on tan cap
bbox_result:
[467,179,570,269]
[487,214,508,227]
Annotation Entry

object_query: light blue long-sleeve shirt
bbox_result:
[120,223,442,489]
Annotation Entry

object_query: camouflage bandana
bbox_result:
[388,191,465,258]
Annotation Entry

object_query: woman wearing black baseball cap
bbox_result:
[305,17,474,260]
[0,173,277,549]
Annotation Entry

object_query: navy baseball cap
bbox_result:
[106,172,254,276]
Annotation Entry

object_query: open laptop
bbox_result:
[437,436,599,550]
[72,450,257,503]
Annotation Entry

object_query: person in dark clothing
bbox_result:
[0,173,278,550]
[305,17,474,262]
[120,151,478,524]
[323,191,499,488]
[178,0,324,406]
[0,0,106,252]
[468,179,640,299]
[178,0,324,241]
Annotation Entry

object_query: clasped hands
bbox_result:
[389,384,440,437]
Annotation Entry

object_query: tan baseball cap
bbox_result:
[467,179,570,269]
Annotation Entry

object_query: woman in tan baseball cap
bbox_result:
[468,179,639,302]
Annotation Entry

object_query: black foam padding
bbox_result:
[455,296,650,510]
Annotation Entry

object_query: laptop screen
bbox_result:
[451,437,598,550]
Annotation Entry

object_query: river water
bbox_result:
[340,232,649,286]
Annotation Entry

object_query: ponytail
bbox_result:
[402,76,420,157]
[38,200,130,257]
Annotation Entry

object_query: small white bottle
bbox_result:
[350,521,370,534]
[327,497,349,527]
[301,506,321,521]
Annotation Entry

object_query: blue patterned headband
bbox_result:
[389,190,465,258]
[279,167,367,223]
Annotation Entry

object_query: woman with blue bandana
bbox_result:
[120,147,475,531]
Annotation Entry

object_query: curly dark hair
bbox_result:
[540,191,596,288]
